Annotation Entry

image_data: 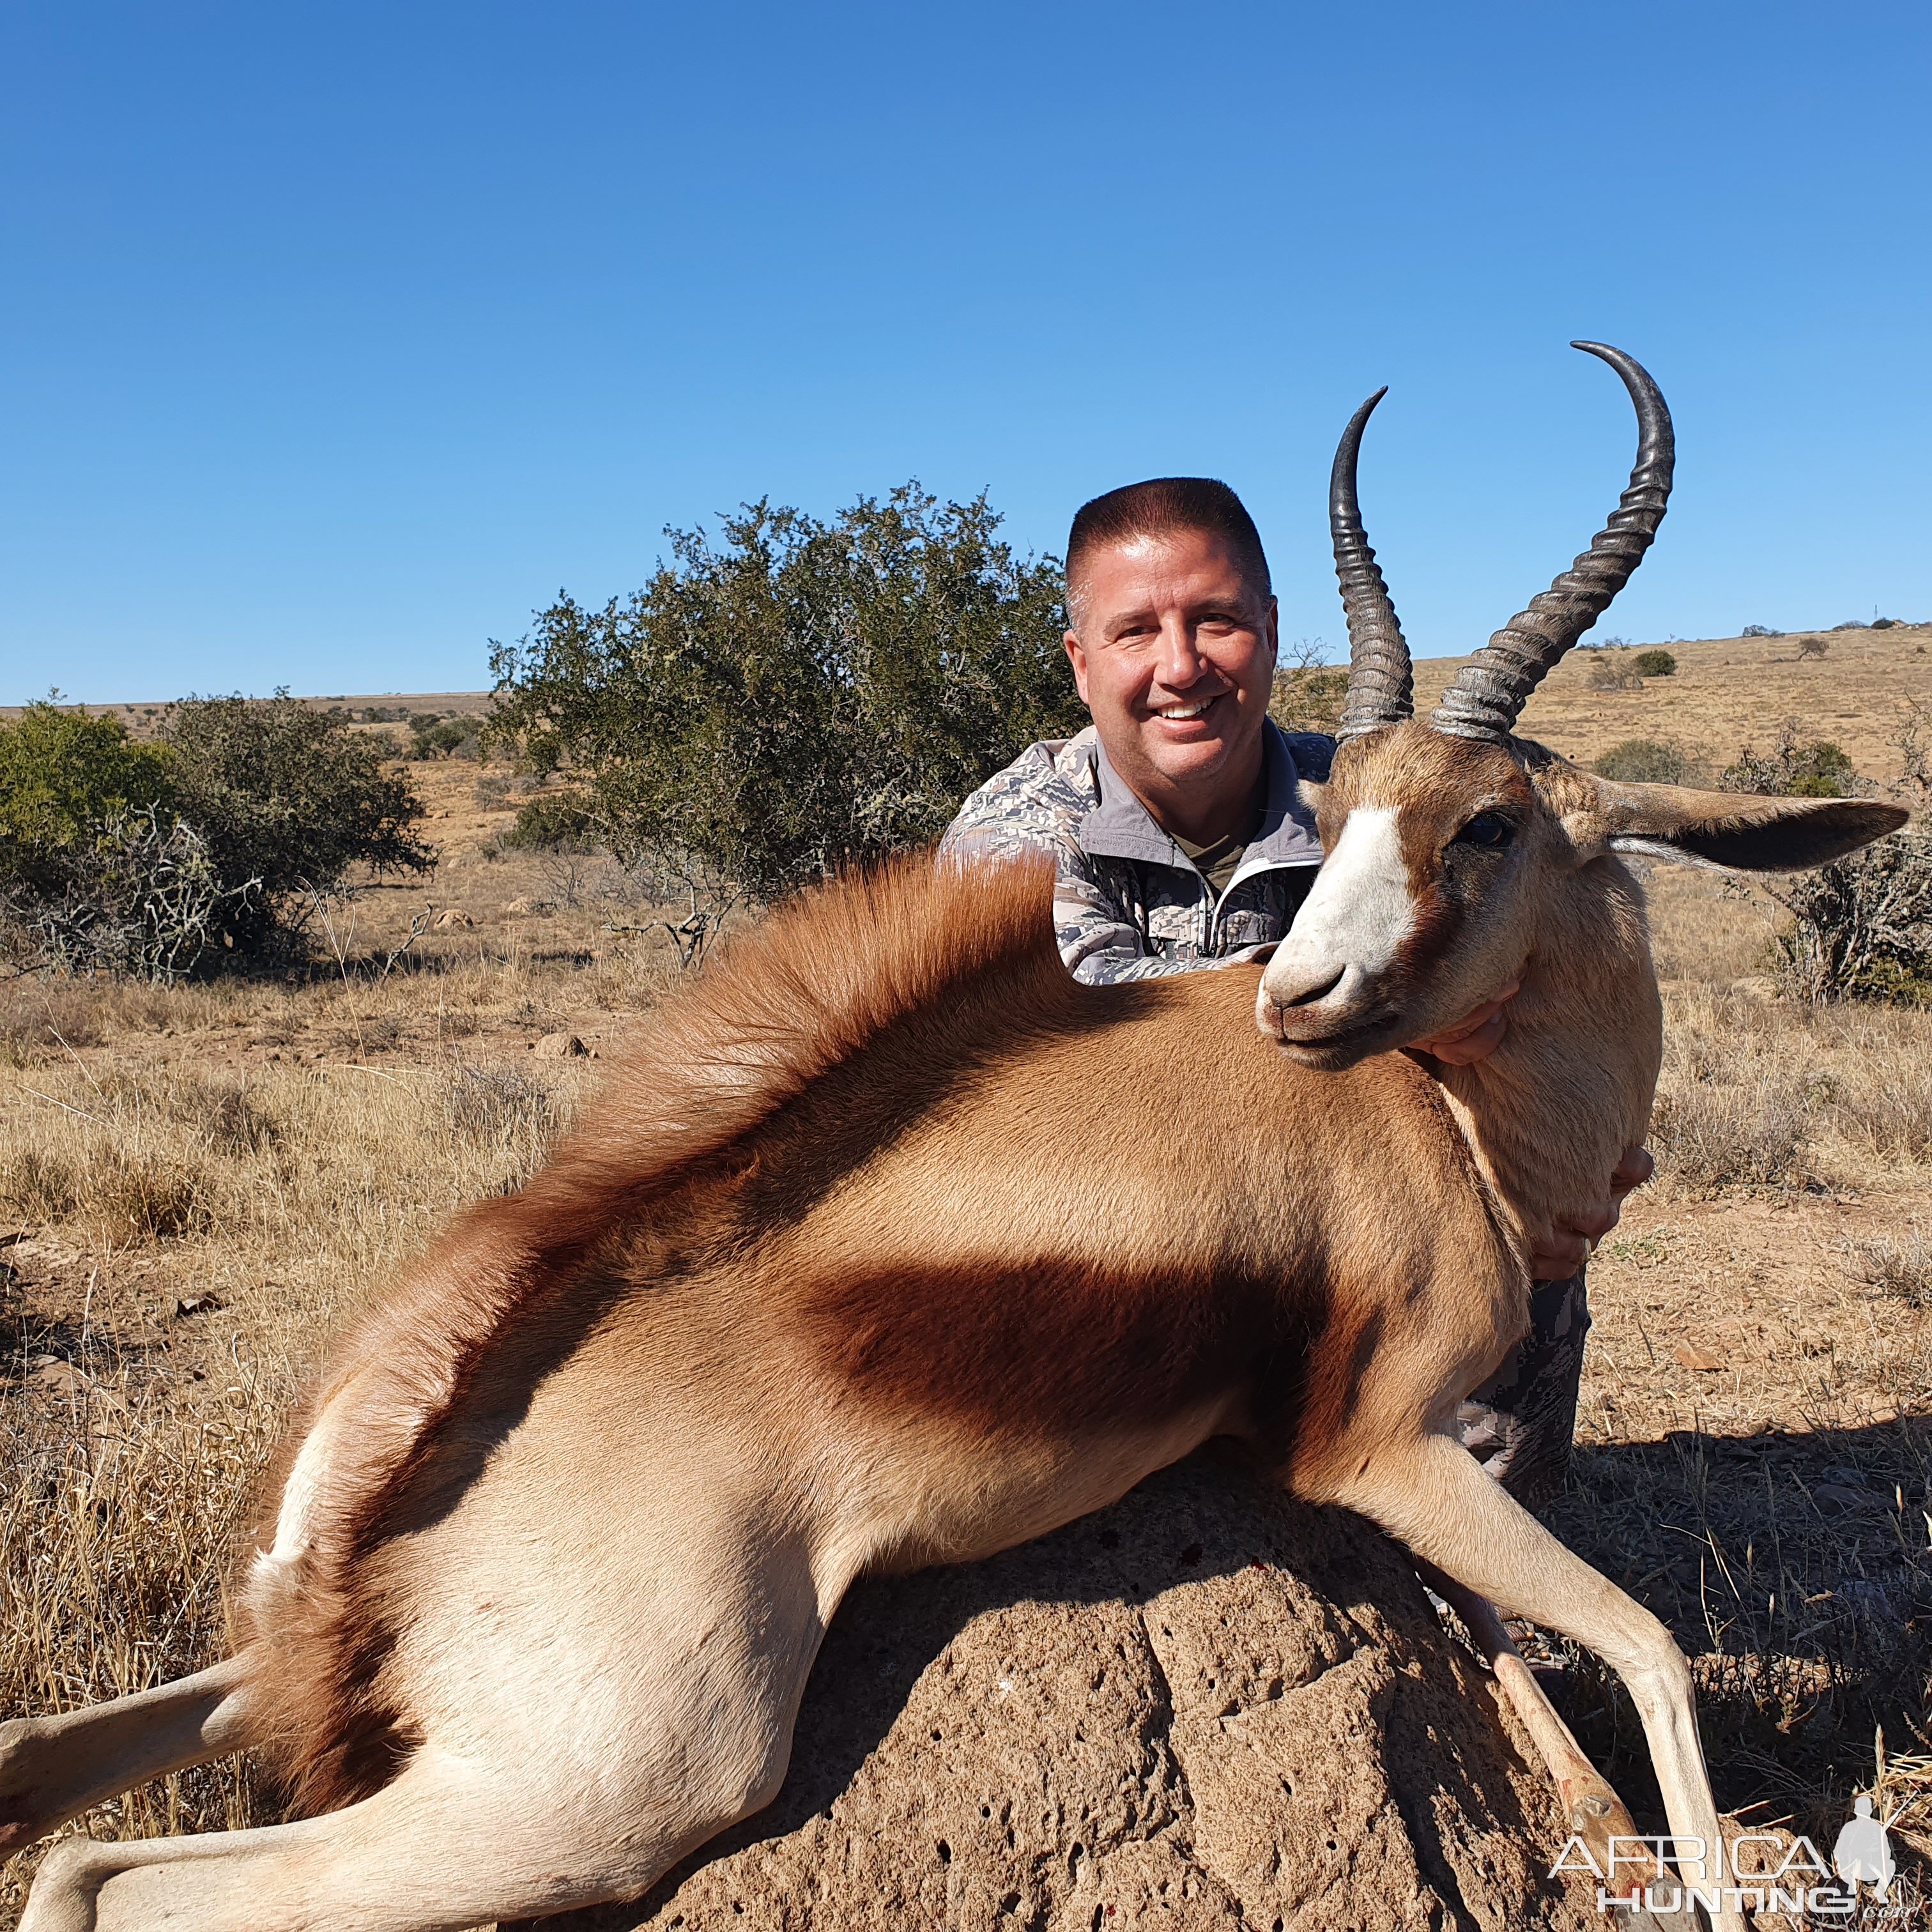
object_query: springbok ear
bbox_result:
[1589,779,1908,872]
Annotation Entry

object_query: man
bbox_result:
[939,476,1648,1504]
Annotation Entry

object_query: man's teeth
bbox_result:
[1156,699,1215,720]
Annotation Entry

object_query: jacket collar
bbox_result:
[1078,718,1325,873]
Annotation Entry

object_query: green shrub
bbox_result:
[1269,664,1349,736]
[1632,648,1677,677]
[410,715,479,760]
[0,701,176,894]
[1724,724,1855,799]
[1593,738,1698,785]
[488,484,1081,909]
[506,793,597,850]
[159,693,434,957]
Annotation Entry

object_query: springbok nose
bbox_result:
[1267,963,1346,1009]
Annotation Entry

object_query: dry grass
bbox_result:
[0,860,649,1919]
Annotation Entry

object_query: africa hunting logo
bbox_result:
[1552,1797,1920,1922]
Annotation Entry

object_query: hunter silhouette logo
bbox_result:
[1832,1795,1897,1901]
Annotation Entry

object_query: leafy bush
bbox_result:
[1872,617,1900,631]
[0,701,177,895]
[157,694,434,958]
[1768,833,1932,1004]
[1795,636,1830,661]
[1631,648,1677,678]
[488,484,1081,912]
[1742,624,1782,638]
[410,714,479,760]
[3,696,431,974]
[1724,723,1855,799]
[505,793,597,850]
[1593,738,1700,785]
[1268,645,1348,735]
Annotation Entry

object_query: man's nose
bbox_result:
[1154,618,1209,689]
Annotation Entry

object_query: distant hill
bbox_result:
[13,622,1932,783]
[1409,623,1932,783]
[0,691,493,741]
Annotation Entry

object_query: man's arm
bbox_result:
[1052,869,1206,985]
[943,819,1198,986]
[939,742,1208,988]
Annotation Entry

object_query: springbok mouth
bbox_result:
[1268,1009,1404,1057]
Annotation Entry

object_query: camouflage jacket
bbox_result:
[938,720,1333,985]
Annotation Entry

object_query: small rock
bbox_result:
[503,898,556,917]
[532,1032,590,1059]
[1814,1482,1870,1511]
[434,910,475,930]
[175,1293,224,1317]
[29,1358,90,1397]
[1672,1342,1723,1372]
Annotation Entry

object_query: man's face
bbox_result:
[1064,527,1278,832]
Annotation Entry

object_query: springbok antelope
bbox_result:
[1,346,1902,1932]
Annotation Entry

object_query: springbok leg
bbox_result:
[15,1703,796,1932]
[1415,1562,1655,1894]
[1335,1433,1744,1932]
[0,1655,257,1859]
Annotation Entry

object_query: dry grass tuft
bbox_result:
[1844,1225,1932,1307]
[0,1337,279,1850]
[1646,977,1932,1197]
[1652,1076,1809,1192]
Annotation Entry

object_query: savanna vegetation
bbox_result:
[0,694,432,981]
[486,485,1083,944]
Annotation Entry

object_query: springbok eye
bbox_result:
[1453,813,1515,850]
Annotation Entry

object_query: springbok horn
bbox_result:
[1332,387,1416,742]
[1431,342,1674,744]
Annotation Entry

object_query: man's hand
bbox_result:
[1412,980,1522,1066]
[1530,1146,1655,1280]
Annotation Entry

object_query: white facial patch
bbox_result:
[1264,806,1416,998]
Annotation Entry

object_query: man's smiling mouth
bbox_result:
[1153,696,1221,721]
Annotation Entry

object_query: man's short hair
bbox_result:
[1065,477,1271,629]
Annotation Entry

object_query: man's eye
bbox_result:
[1453,813,1515,850]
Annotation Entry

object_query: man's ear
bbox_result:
[1064,629,1091,708]
[1581,777,1908,872]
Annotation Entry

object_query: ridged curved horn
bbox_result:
[1431,342,1675,744]
[1331,387,1414,741]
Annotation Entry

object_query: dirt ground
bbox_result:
[7,709,1932,1924]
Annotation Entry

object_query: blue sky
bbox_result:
[3,1,1928,704]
